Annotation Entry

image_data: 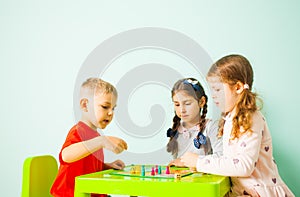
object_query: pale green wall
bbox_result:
[1,1,299,196]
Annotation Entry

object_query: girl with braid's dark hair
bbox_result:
[166,78,222,167]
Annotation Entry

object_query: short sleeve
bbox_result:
[58,127,82,164]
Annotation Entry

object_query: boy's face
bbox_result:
[83,92,117,130]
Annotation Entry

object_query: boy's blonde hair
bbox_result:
[80,78,118,98]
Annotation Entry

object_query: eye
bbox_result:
[101,105,109,109]
[174,103,180,107]
[185,102,191,105]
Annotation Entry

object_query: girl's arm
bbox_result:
[62,136,127,163]
[169,158,186,167]
[183,112,264,177]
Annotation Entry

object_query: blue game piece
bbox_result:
[158,166,162,174]
[141,165,145,176]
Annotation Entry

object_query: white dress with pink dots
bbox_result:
[196,111,295,197]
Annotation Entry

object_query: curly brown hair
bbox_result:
[207,54,262,140]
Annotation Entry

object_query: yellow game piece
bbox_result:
[174,173,181,180]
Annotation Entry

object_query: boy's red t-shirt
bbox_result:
[51,121,106,197]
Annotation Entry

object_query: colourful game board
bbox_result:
[110,165,193,179]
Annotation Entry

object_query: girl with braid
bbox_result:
[181,55,294,196]
[166,78,223,167]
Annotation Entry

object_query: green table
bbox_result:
[74,168,230,197]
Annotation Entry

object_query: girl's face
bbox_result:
[208,77,238,113]
[172,90,202,127]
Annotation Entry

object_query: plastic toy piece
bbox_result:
[158,166,162,174]
[165,166,170,174]
[174,172,181,180]
[141,165,145,176]
[151,167,155,175]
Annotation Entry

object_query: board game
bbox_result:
[110,165,193,179]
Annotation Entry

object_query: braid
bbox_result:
[218,112,226,137]
[198,95,208,133]
[167,114,181,156]
[172,115,181,131]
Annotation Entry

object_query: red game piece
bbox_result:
[165,166,170,174]
[151,167,155,175]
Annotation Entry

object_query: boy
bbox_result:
[51,78,128,197]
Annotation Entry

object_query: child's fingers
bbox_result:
[113,163,123,170]
[115,139,127,151]
[106,136,128,153]
[114,142,127,154]
[113,160,125,170]
[121,140,128,150]
[115,160,125,169]
[113,146,123,154]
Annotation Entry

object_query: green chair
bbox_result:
[22,155,58,197]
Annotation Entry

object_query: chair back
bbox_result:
[22,155,58,197]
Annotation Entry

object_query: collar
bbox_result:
[178,124,200,139]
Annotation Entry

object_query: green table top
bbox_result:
[75,166,230,197]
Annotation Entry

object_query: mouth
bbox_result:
[103,119,110,124]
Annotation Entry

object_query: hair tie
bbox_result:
[193,132,206,149]
[244,84,249,89]
[167,128,177,138]
[183,79,201,91]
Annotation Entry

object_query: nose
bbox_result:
[211,92,218,100]
[180,106,186,113]
[108,109,114,116]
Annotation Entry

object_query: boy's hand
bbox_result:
[180,152,198,168]
[106,160,125,170]
[102,136,128,154]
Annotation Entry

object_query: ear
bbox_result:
[198,96,206,108]
[235,81,244,94]
[80,98,89,112]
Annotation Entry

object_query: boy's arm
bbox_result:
[62,136,127,163]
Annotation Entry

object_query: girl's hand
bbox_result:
[102,136,128,154]
[180,152,198,168]
[106,160,125,170]
[169,158,186,167]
